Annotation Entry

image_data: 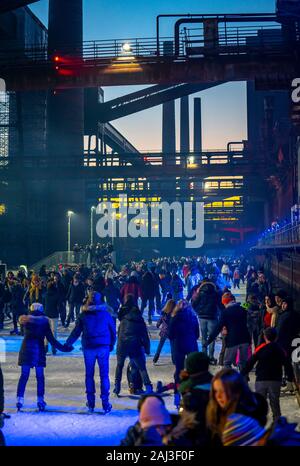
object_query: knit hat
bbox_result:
[29,303,44,313]
[139,396,172,429]
[222,414,267,446]
[178,352,211,394]
[222,292,235,306]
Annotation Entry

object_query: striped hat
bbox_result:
[222,414,266,446]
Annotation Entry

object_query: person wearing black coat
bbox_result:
[191,281,221,364]
[207,292,251,372]
[9,280,26,335]
[140,271,156,324]
[16,303,70,411]
[53,274,67,327]
[241,327,290,421]
[65,291,116,413]
[275,297,297,386]
[44,281,60,355]
[65,275,85,327]
[168,300,199,389]
[114,304,152,395]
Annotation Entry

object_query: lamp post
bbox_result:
[90,206,96,246]
[67,210,74,262]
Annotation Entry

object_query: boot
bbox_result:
[86,401,94,413]
[144,384,153,394]
[37,397,47,412]
[113,383,120,396]
[102,401,112,414]
[16,396,24,412]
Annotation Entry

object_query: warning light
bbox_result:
[54,56,60,62]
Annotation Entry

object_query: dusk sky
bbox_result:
[30,0,276,151]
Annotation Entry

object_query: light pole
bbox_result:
[67,210,74,262]
[90,206,96,246]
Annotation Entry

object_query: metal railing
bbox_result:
[258,222,300,247]
[0,21,296,69]
[0,150,248,170]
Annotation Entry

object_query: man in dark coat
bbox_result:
[65,275,85,327]
[114,305,152,395]
[16,303,69,411]
[53,273,67,327]
[9,280,25,335]
[141,271,156,324]
[65,291,116,413]
[207,292,251,372]
[44,281,60,355]
[191,281,221,364]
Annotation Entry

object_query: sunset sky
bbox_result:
[30,0,276,151]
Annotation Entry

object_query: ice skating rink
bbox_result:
[1,285,299,446]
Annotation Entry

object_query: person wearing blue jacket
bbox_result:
[65,291,116,414]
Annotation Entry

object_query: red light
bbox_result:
[54,56,60,62]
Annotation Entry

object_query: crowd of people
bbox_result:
[0,253,300,446]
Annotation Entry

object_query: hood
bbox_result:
[124,308,144,322]
[83,304,108,312]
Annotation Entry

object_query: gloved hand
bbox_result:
[62,343,74,352]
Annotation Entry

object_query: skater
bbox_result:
[16,303,71,411]
[114,301,152,396]
[44,280,60,354]
[65,291,116,413]
[168,300,199,408]
[65,274,85,328]
[153,299,176,364]
[241,327,289,421]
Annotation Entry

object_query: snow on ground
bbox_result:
[0,284,299,446]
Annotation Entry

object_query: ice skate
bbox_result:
[102,402,112,414]
[16,397,24,412]
[86,402,94,413]
[37,398,47,412]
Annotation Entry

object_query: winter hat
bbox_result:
[222,414,267,446]
[178,352,211,394]
[222,292,235,306]
[185,351,210,375]
[30,303,44,313]
[139,396,172,429]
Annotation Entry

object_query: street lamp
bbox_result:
[67,210,74,262]
[90,206,96,246]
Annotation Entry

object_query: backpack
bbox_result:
[127,360,143,393]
